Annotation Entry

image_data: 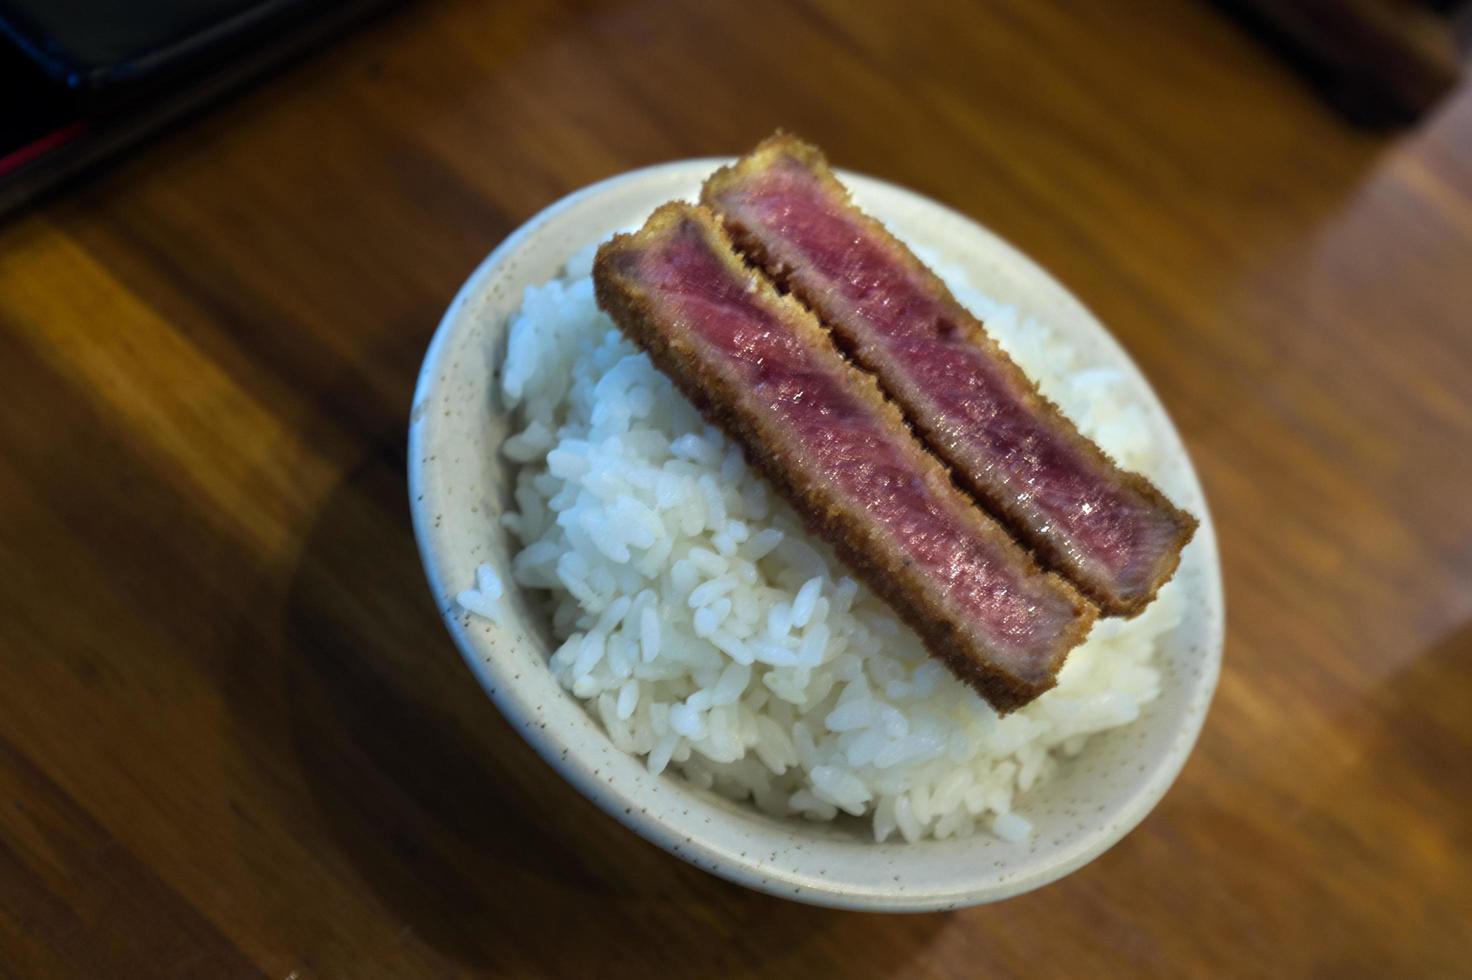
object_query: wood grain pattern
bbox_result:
[1,1,1469,975]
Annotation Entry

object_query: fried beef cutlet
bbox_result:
[594,202,1095,712]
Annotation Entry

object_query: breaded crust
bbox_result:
[703,134,1197,617]
[594,202,1095,713]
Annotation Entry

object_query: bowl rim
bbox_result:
[408,159,1224,911]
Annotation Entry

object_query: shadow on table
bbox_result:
[255,448,943,977]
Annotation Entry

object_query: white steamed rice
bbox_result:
[469,237,1183,844]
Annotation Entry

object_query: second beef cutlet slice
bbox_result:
[703,135,1196,616]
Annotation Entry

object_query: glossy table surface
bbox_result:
[1,1,1469,976]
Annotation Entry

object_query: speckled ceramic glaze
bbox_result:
[408,160,1224,911]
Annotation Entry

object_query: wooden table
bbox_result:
[2,1,1469,976]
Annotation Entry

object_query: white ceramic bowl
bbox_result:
[408,160,1223,911]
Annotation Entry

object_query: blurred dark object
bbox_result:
[0,0,390,217]
[2,0,318,95]
[1213,0,1469,126]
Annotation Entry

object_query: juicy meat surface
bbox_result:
[702,135,1197,616]
[594,203,1095,711]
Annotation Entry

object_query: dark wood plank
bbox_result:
[0,736,266,979]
